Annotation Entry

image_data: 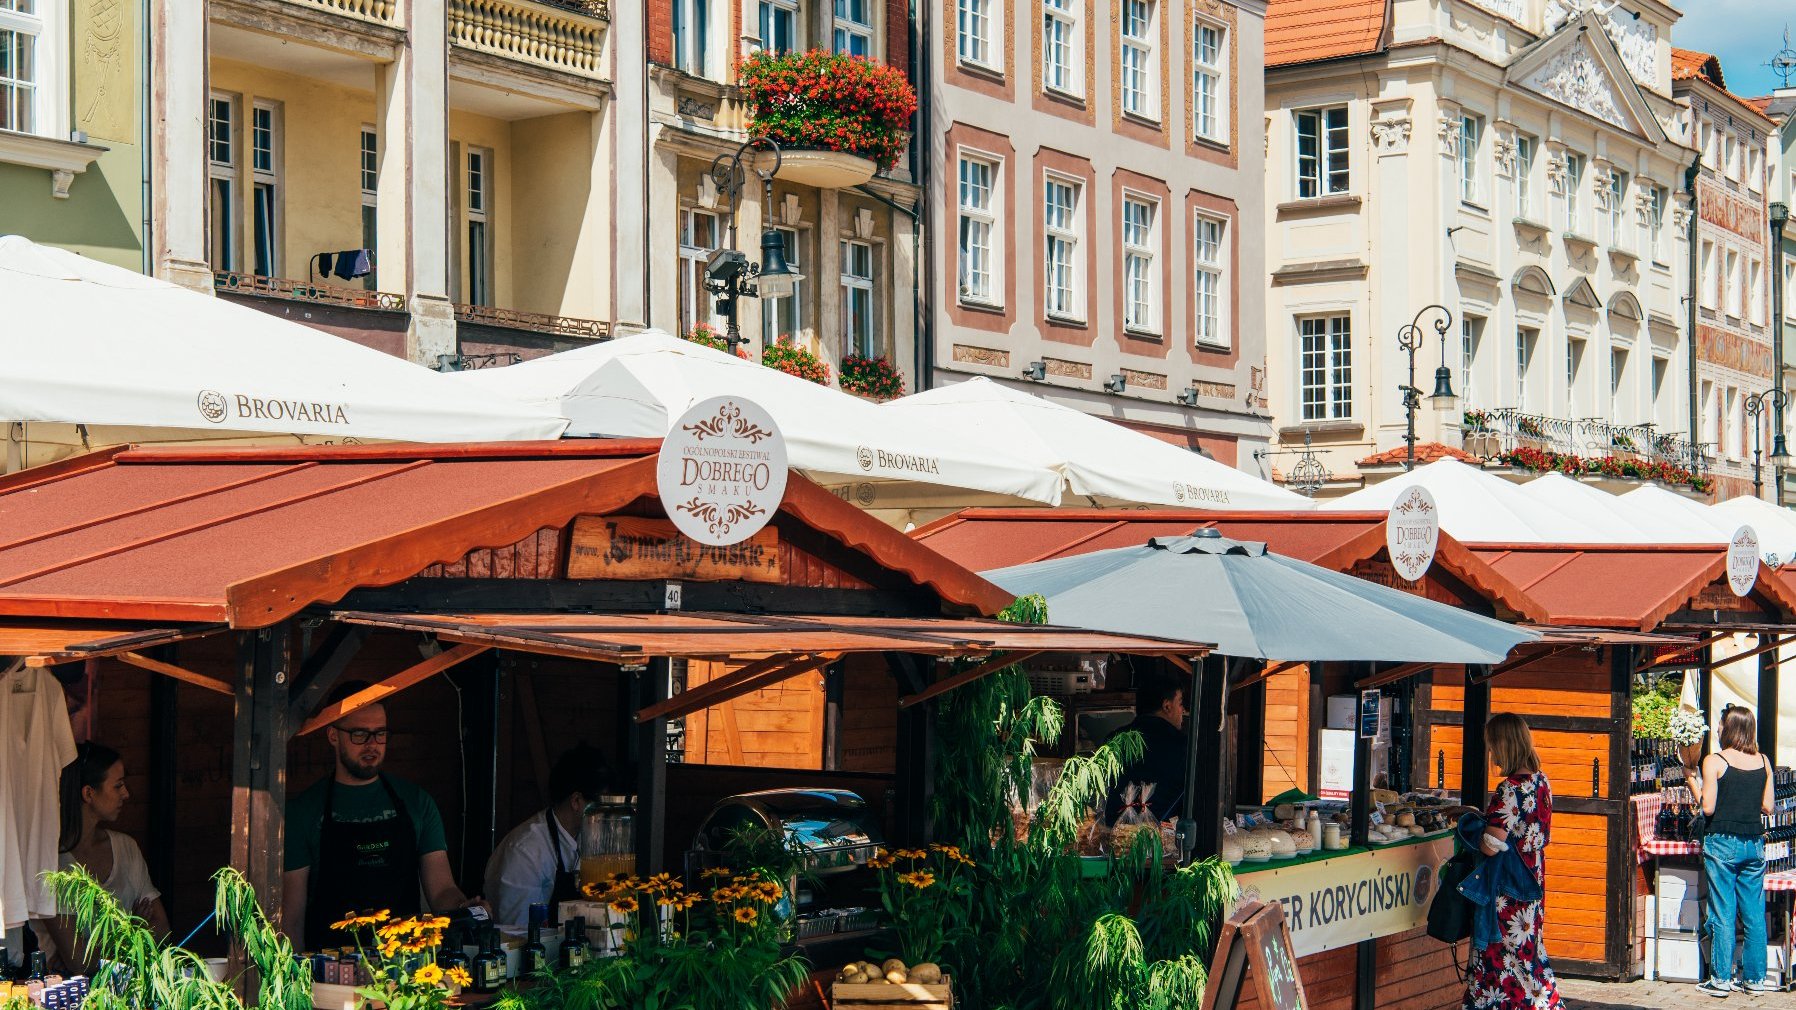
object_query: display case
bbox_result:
[688,788,883,939]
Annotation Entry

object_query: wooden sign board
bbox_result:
[1200,900,1308,1010]
[567,516,782,583]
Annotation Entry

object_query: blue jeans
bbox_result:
[1704,833,1768,984]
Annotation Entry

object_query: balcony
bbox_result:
[448,0,609,80]
[281,0,396,25]
[1459,408,1710,491]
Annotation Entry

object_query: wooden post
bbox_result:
[633,659,669,875]
[1234,677,1266,805]
[822,660,845,771]
[147,649,179,924]
[1189,654,1228,861]
[1608,645,1637,979]
[1350,665,1376,1010]
[1759,634,1779,759]
[230,625,292,942]
[889,654,935,847]
[1463,665,1491,806]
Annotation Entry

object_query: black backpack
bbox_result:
[1425,847,1477,944]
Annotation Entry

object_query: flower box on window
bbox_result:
[737,50,919,180]
[762,334,833,385]
[839,354,905,400]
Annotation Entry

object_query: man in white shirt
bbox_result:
[483,744,613,927]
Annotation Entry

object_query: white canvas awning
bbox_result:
[1514,473,1724,544]
[1709,495,1796,565]
[0,235,568,468]
[1323,459,1606,543]
[446,331,1066,516]
[879,377,1310,511]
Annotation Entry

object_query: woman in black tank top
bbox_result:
[1696,706,1775,997]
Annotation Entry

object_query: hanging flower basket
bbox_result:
[737,50,919,176]
[762,335,832,385]
[839,354,905,400]
[682,322,748,358]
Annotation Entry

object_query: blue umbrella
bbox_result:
[984,531,1537,664]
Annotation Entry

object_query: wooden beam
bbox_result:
[1476,645,1585,684]
[287,623,370,725]
[115,650,234,695]
[1636,632,1733,672]
[1704,634,1796,673]
[1233,660,1305,692]
[229,625,291,979]
[634,653,803,723]
[297,644,491,735]
[643,653,840,723]
[898,651,1043,709]
[1355,661,1433,690]
[515,670,554,810]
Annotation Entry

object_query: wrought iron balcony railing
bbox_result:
[453,302,609,339]
[1459,407,1708,474]
[214,271,407,311]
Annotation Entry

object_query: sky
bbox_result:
[1672,0,1795,98]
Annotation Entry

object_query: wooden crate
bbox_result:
[830,976,953,1009]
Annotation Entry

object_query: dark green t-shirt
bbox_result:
[284,774,449,872]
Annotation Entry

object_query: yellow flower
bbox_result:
[445,966,472,989]
[867,848,895,870]
[611,895,640,914]
[896,848,928,860]
[411,963,444,987]
[644,872,675,893]
[372,909,392,923]
[733,906,759,924]
[676,893,703,911]
[379,939,402,959]
[898,870,937,890]
[701,866,733,879]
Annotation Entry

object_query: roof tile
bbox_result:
[1266,0,1386,68]
[1356,442,1483,467]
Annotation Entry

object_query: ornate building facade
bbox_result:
[1263,0,1699,497]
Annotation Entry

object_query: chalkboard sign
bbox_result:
[1200,901,1308,1010]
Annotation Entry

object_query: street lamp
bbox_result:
[1397,304,1457,471]
[703,137,805,354]
[1772,201,1790,504]
[1744,387,1791,501]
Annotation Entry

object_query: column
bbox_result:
[608,0,649,330]
[150,0,210,291]
[1370,94,1416,453]
[377,0,455,366]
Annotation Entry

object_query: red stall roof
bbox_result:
[910,508,1546,621]
[0,442,1015,627]
[1469,543,1796,631]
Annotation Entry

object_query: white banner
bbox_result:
[1234,836,1454,958]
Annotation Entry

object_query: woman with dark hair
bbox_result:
[36,743,170,970]
[1697,705,1777,997]
[1463,713,1564,1010]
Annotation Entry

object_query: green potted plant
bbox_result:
[840,353,906,400]
[736,49,919,185]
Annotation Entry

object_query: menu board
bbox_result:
[1200,901,1308,1010]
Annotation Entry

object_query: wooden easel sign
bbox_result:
[1200,900,1308,1010]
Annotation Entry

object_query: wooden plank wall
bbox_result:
[1235,927,1459,1010]
[683,659,825,769]
[838,655,898,773]
[1261,665,1311,802]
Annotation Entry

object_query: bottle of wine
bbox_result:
[559,917,587,971]
[522,920,547,976]
[473,928,504,993]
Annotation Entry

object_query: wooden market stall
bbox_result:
[0,441,1206,976]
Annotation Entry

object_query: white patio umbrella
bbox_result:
[0,235,568,470]
[1619,485,1737,538]
[878,377,1311,510]
[1709,495,1796,565]
[1514,473,1723,544]
[1322,458,1605,543]
[446,331,1065,516]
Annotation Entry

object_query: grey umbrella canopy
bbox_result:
[983,532,1538,664]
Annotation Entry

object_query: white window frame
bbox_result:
[1514,134,1536,220]
[250,101,280,278]
[465,146,493,307]
[1700,239,1718,309]
[1461,315,1484,408]
[1121,192,1159,334]
[1298,314,1352,421]
[673,0,710,77]
[1726,247,1742,319]
[1565,337,1581,415]
[1120,0,1158,121]
[1563,153,1585,234]
[207,91,239,273]
[758,0,799,53]
[1192,211,1226,348]
[956,151,1001,306]
[833,0,873,57]
[1041,0,1081,97]
[840,238,877,358]
[1042,172,1082,321]
[1516,326,1536,411]
[957,0,998,70]
[1192,17,1226,143]
[1609,346,1627,406]
[1651,356,1669,423]
[1645,183,1666,262]
[1750,257,1765,326]
[1605,168,1627,250]
[1459,113,1482,204]
[761,224,802,340]
[359,126,378,290]
[0,0,49,136]
[679,206,725,333]
[1294,106,1349,199]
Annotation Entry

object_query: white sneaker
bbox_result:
[1741,979,1781,995]
[1698,978,1736,998]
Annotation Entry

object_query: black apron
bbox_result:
[306,774,421,949]
[545,808,579,922]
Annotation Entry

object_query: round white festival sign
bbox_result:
[1386,485,1440,583]
[1727,525,1760,597]
[656,396,789,546]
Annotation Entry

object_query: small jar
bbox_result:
[1322,823,1343,850]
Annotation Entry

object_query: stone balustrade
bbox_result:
[449,0,609,77]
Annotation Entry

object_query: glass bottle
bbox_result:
[559,918,588,971]
[473,929,504,993]
[578,795,637,892]
[522,920,547,976]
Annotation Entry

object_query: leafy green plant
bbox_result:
[47,865,312,1010]
[840,354,905,400]
[1632,674,1681,739]
[761,335,832,384]
[869,844,976,965]
[736,49,918,171]
[331,912,465,1010]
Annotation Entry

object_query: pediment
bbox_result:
[1563,275,1602,310]
[1506,9,1665,145]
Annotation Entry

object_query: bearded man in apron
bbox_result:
[280,682,487,950]
[484,743,614,927]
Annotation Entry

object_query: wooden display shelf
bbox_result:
[831,975,953,1009]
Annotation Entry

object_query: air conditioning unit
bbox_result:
[1025,655,1108,697]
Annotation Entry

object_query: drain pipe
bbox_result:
[911,0,933,390]
[854,185,922,392]
[1685,152,1702,474]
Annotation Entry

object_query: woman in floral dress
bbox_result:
[1464,713,1564,1010]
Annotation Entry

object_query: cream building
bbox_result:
[1263,0,1700,494]
[149,0,619,365]
[923,0,1274,469]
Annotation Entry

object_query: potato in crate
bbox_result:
[830,959,952,1009]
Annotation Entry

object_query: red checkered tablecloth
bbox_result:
[1768,872,1796,893]
[1632,793,1702,861]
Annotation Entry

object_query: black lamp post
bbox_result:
[703,137,804,354]
[1745,387,1791,501]
[1397,304,1457,471]
[1772,200,1790,504]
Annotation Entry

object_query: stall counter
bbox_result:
[1232,832,1455,960]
